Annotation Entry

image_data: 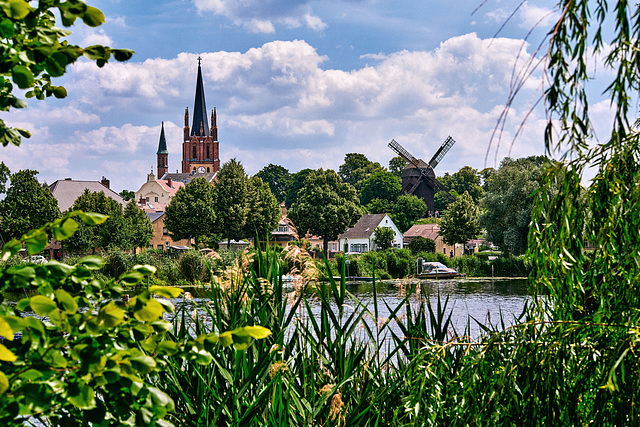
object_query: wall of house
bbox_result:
[148,216,190,250]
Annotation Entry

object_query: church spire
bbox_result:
[191,57,209,137]
[156,122,168,178]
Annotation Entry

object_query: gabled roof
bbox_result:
[155,179,184,196]
[339,214,387,239]
[191,60,209,137]
[404,223,441,241]
[157,122,168,154]
[49,179,125,212]
[147,212,164,223]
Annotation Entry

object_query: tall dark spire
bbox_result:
[157,122,168,154]
[191,57,209,137]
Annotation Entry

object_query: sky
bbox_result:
[1,0,616,193]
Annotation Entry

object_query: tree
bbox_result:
[255,164,290,203]
[441,166,484,204]
[391,194,427,232]
[0,169,59,242]
[338,153,385,193]
[244,176,281,244]
[0,161,9,194]
[373,226,395,251]
[119,189,135,202]
[408,236,435,254]
[64,189,126,253]
[360,171,401,205]
[367,198,395,215]
[0,1,133,147]
[480,156,550,255]
[289,169,361,254]
[214,159,249,248]
[284,168,313,208]
[164,177,216,248]
[389,156,406,179]
[123,201,153,250]
[440,191,481,247]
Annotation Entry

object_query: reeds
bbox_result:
[149,244,640,426]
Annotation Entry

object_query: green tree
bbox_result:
[0,161,9,194]
[338,153,385,193]
[123,200,153,250]
[244,175,281,244]
[214,159,250,248]
[164,177,216,248]
[360,171,401,205]
[440,192,481,247]
[408,236,435,254]
[389,156,406,179]
[289,169,361,254]
[0,169,59,242]
[64,189,125,253]
[442,166,484,204]
[373,226,395,251]
[366,198,395,215]
[480,156,550,255]
[391,193,427,232]
[284,168,312,208]
[119,189,135,202]
[0,1,133,147]
[255,164,290,203]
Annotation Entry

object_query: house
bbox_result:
[49,177,124,212]
[146,212,191,251]
[267,202,298,248]
[338,214,403,253]
[135,171,185,213]
[403,223,464,258]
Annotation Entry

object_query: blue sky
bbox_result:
[1,0,614,193]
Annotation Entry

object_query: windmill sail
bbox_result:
[428,136,455,169]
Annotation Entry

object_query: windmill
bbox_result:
[388,136,456,214]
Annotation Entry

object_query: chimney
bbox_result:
[100,176,110,189]
[167,177,173,187]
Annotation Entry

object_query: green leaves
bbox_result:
[218,326,272,350]
[0,0,32,19]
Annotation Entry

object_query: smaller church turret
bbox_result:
[156,122,168,178]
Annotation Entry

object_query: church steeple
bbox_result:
[191,57,209,137]
[156,122,168,178]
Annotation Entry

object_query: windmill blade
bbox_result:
[388,139,421,169]
[428,136,456,169]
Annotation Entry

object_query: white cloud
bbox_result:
[82,29,113,47]
[192,0,325,33]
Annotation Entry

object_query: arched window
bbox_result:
[206,145,210,160]
[192,145,197,159]
[207,167,210,173]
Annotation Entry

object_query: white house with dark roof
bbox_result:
[338,213,403,253]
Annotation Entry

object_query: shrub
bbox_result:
[179,250,210,283]
[101,249,133,279]
[408,236,436,254]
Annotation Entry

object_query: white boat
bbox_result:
[418,261,463,279]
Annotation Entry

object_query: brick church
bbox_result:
[157,58,220,183]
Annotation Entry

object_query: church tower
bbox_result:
[182,58,220,174]
[156,122,168,178]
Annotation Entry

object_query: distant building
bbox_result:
[403,223,465,257]
[154,58,221,183]
[338,214,403,253]
[135,171,184,213]
[146,212,191,251]
[49,177,124,212]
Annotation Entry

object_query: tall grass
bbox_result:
[148,244,639,425]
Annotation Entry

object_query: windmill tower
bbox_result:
[388,136,457,213]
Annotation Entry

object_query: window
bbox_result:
[192,145,197,158]
[277,225,289,233]
[163,227,168,236]
[154,197,158,202]
[206,145,210,160]
[145,197,149,202]
[157,245,164,250]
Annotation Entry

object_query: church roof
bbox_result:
[160,171,217,185]
[157,122,168,154]
[191,59,209,137]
